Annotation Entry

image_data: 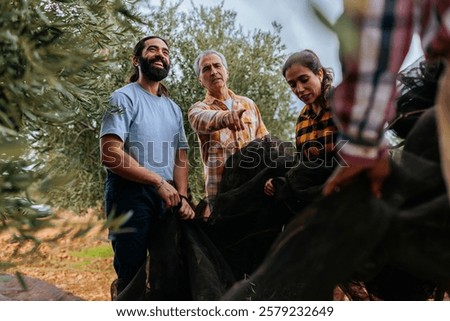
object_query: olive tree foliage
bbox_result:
[1,0,295,220]
[0,0,146,245]
[24,0,146,213]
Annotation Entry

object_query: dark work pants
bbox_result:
[104,171,164,287]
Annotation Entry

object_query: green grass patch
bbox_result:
[0,261,16,270]
[69,244,112,259]
[67,245,113,271]
[70,260,92,269]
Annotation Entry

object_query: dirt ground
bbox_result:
[0,209,115,301]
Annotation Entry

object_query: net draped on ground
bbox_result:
[116,108,450,301]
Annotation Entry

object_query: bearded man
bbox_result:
[100,36,194,298]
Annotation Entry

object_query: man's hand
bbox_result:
[155,179,180,208]
[177,197,195,220]
[222,102,246,131]
[323,153,391,198]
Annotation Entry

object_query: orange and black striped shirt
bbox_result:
[295,104,338,161]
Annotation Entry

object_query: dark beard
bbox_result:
[139,56,170,81]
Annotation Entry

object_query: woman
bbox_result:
[264,49,338,197]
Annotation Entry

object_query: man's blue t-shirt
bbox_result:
[100,82,189,181]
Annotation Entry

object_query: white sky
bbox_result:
[158,0,424,84]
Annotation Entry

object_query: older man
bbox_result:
[188,50,269,218]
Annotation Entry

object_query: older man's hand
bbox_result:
[223,102,246,131]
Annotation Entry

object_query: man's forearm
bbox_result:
[101,138,162,186]
[173,149,189,196]
[188,106,229,133]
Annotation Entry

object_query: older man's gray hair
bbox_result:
[193,50,228,76]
